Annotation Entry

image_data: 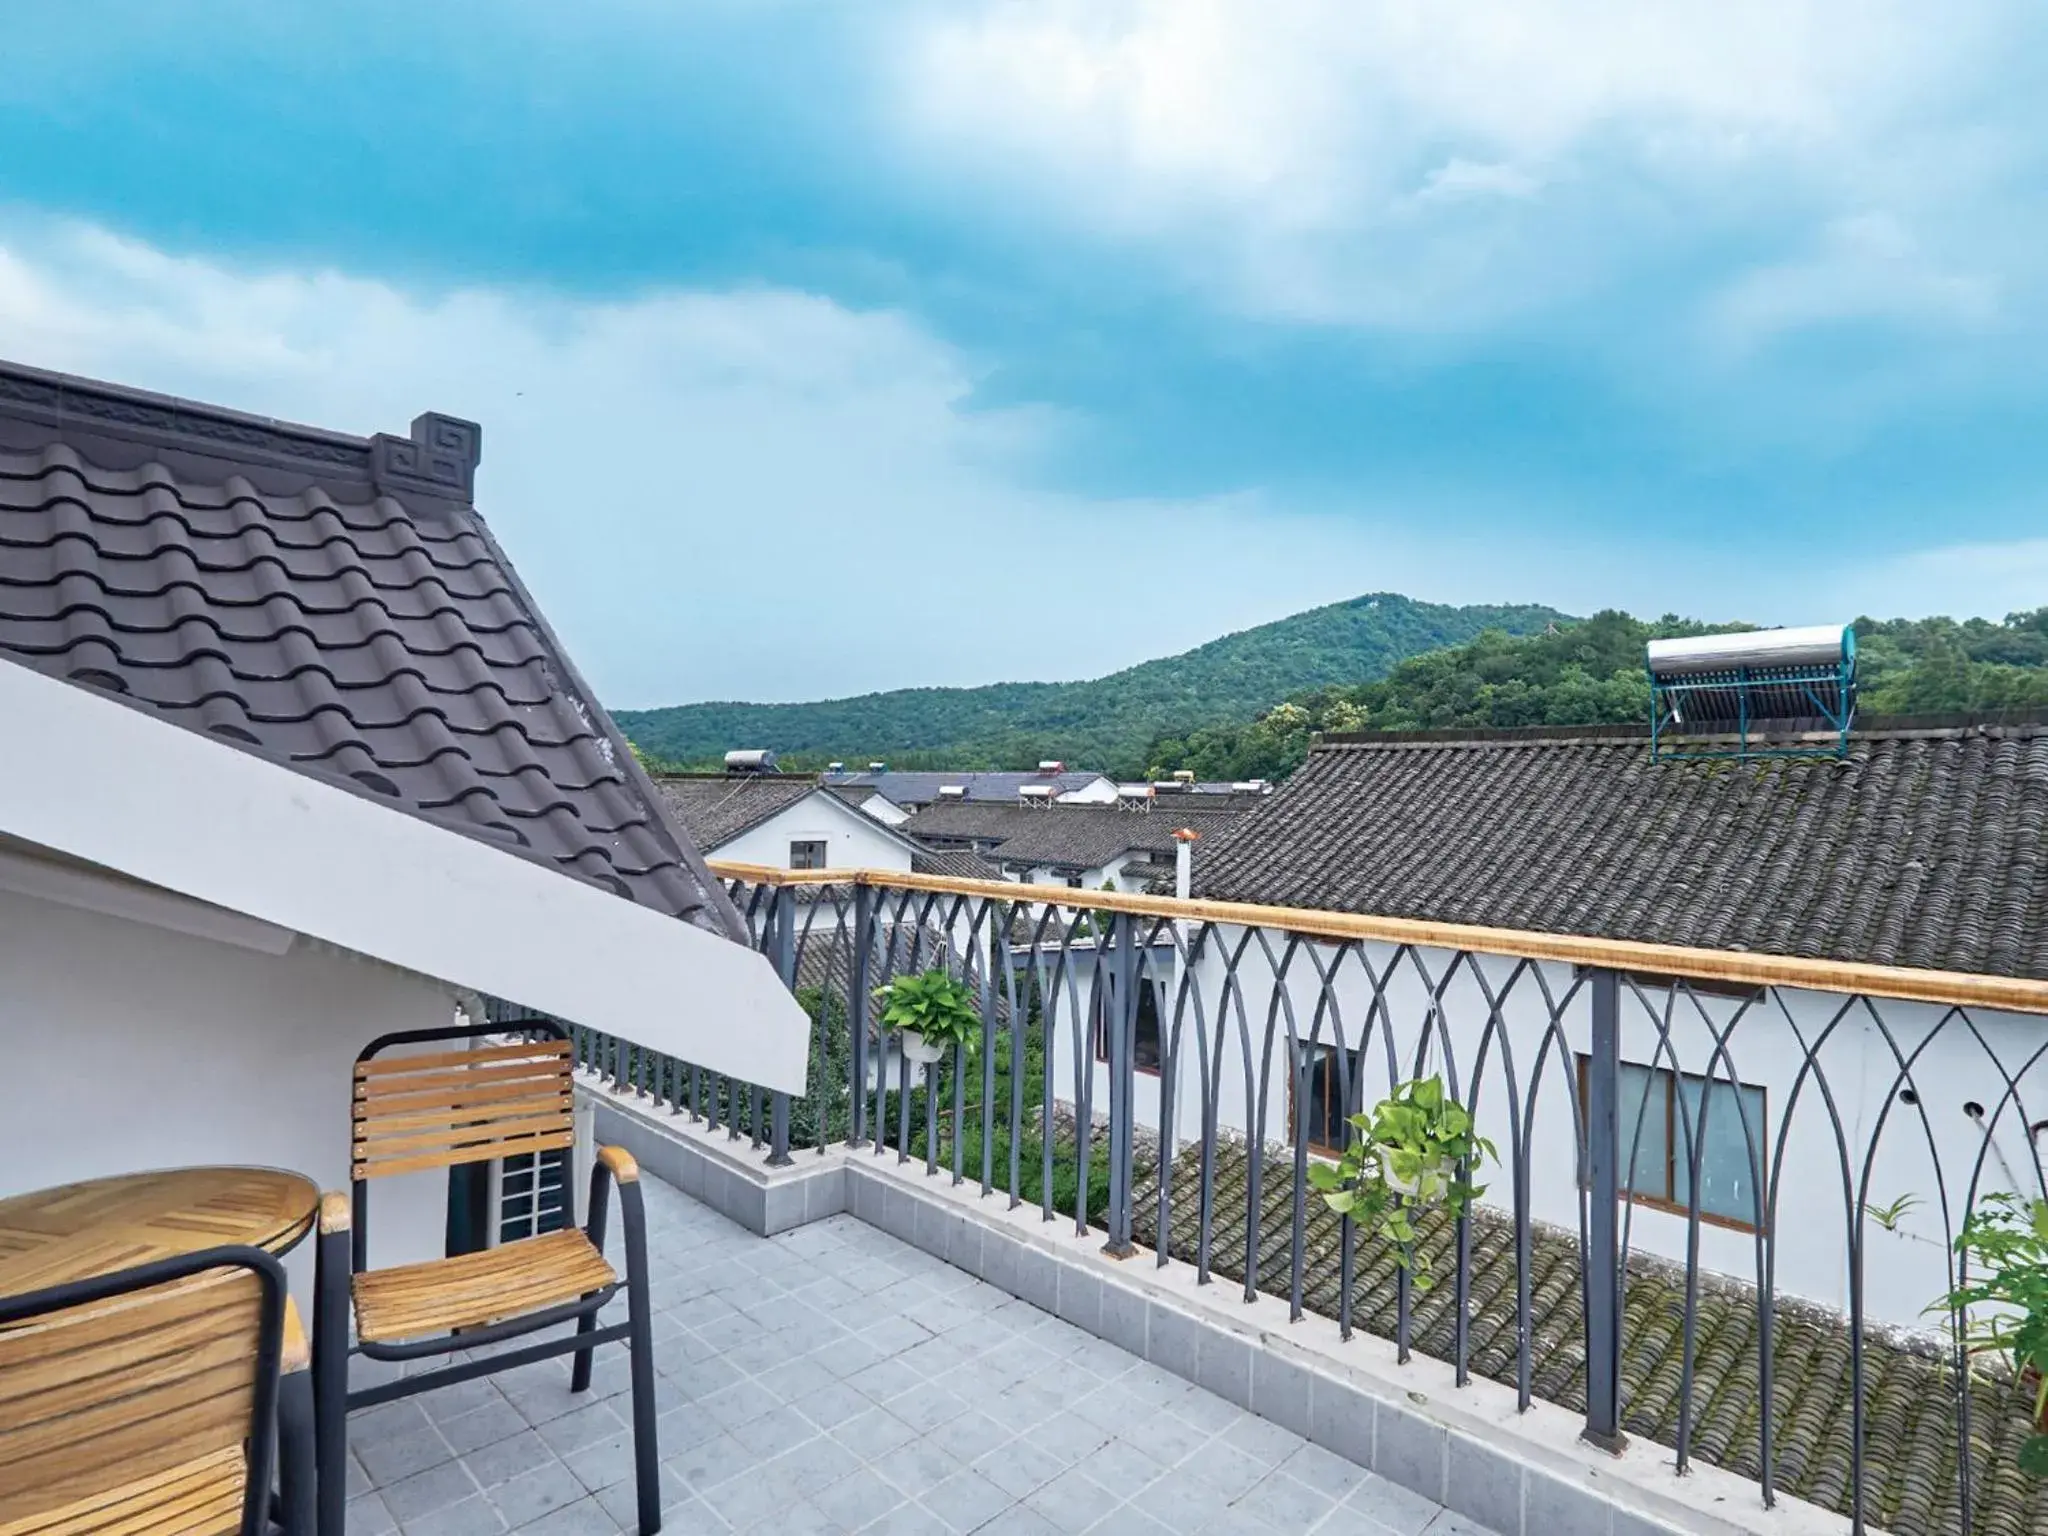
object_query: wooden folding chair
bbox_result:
[312,1024,658,1536]
[0,1244,303,1536]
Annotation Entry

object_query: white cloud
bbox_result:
[1413,160,1543,205]
[890,0,2031,342]
[0,218,1596,706]
[1844,536,2048,622]
[1705,213,1999,358]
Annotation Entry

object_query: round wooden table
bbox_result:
[0,1165,320,1297]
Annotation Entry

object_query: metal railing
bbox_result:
[537,864,2048,1536]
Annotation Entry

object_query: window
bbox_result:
[1065,874,1084,889]
[1092,975,1166,1074]
[497,1148,570,1244]
[1578,1056,1767,1231]
[1291,1045,1349,1155]
[789,839,828,870]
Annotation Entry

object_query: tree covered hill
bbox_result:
[1144,609,2048,783]
[613,593,1567,774]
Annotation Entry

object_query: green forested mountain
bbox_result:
[614,593,1567,775]
[1143,609,2048,782]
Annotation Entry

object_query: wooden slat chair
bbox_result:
[312,1024,658,1536]
[0,1243,303,1536]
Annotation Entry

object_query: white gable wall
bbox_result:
[1053,777,1120,805]
[0,884,456,1311]
[0,658,810,1095]
[713,792,918,872]
[854,797,912,828]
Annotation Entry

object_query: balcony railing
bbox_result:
[545,862,2048,1536]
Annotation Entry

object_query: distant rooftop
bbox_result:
[1197,716,2048,978]
[904,799,1250,873]
[653,773,822,849]
[820,768,1111,806]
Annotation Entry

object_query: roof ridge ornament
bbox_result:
[370,412,482,502]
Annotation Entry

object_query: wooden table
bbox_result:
[0,1165,320,1297]
[0,1167,323,1531]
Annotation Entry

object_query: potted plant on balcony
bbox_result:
[1939,1192,2048,1475]
[1306,1074,1496,1291]
[875,969,980,1065]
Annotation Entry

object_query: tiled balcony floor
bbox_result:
[343,1173,1489,1536]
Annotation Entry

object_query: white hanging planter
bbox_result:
[898,1029,948,1065]
[1382,1154,1457,1204]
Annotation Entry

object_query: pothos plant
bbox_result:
[1306,1074,1497,1292]
[874,969,981,1059]
[1939,1192,2048,1475]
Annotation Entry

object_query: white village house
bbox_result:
[0,359,808,1308]
[654,766,928,873]
[1049,718,2048,1334]
[898,792,1255,895]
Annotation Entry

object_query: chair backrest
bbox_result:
[353,1035,576,1183]
[0,1247,284,1532]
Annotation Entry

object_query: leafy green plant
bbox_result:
[1865,1192,1922,1234]
[1306,1075,1497,1291]
[1939,1193,2048,1475]
[874,969,981,1056]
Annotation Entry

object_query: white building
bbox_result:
[0,361,808,1307]
[901,798,1247,896]
[656,773,928,872]
[1049,721,2048,1334]
[829,783,912,828]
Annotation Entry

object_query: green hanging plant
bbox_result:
[874,969,981,1063]
[1306,1074,1497,1292]
[1938,1193,2048,1476]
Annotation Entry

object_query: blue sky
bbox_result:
[3,1,2045,706]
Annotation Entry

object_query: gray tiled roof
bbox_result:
[821,769,1108,805]
[903,801,1247,872]
[653,774,823,849]
[1196,720,2048,978]
[909,847,1004,882]
[0,358,739,937]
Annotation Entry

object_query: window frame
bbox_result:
[1576,1053,1769,1234]
[1091,973,1168,1077]
[788,839,829,870]
[1287,1042,1351,1158]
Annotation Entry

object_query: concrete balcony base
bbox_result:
[585,1083,1860,1536]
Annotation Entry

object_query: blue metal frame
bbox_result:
[1648,655,1857,762]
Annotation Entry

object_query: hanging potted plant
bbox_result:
[1306,1074,1496,1291]
[874,969,980,1066]
[1939,1192,2048,1475]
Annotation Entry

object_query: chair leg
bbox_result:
[569,1308,599,1393]
[574,1160,616,1395]
[313,1226,353,1536]
[627,1283,660,1534]
[617,1178,661,1535]
[278,1369,316,1536]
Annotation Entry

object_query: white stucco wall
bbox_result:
[715,795,917,872]
[854,797,912,828]
[1053,778,1120,805]
[1047,929,2048,1333]
[0,886,460,1310]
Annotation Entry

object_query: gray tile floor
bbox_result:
[344,1174,1489,1536]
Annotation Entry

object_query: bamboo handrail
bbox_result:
[706,859,2048,1015]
